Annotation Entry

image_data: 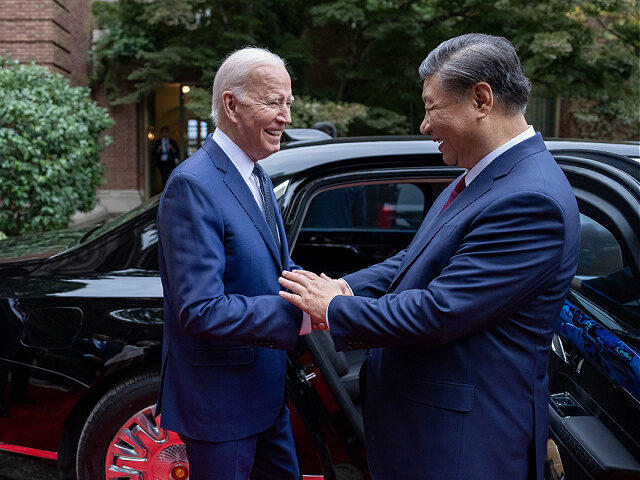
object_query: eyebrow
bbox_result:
[265,94,294,103]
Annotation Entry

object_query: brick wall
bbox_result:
[0,0,91,86]
[1,0,146,201]
[93,84,144,191]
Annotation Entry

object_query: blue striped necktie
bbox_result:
[253,163,281,251]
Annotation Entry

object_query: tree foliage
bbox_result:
[0,57,114,236]
[91,0,639,139]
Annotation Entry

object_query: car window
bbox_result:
[292,181,444,278]
[576,214,624,276]
[302,183,427,231]
[574,213,639,329]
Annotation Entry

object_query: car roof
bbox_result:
[266,137,442,178]
[264,135,640,179]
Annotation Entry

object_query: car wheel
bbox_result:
[76,369,189,480]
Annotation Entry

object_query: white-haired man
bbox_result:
[156,47,303,480]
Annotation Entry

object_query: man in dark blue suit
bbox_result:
[280,34,580,479]
[156,47,305,480]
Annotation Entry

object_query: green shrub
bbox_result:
[0,57,114,236]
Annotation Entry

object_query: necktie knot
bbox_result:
[252,162,265,178]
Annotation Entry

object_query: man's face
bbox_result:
[419,74,478,169]
[232,64,293,161]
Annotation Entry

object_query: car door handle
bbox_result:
[301,363,317,383]
[551,333,585,373]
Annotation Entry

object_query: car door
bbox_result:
[547,151,640,479]
[283,163,462,477]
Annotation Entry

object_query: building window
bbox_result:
[187,119,209,157]
[526,95,557,137]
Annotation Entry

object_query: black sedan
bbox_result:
[0,135,638,480]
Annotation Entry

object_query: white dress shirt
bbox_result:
[464,126,535,186]
[161,137,170,161]
[212,128,266,215]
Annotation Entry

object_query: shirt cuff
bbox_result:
[343,279,354,296]
[299,312,312,336]
[324,278,352,326]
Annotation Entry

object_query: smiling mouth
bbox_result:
[265,129,282,138]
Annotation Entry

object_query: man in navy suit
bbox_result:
[280,34,580,479]
[156,47,304,480]
[151,125,180,187]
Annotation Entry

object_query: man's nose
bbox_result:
[277,106,291,125]
[419,116,430,136]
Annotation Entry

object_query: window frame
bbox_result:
[557,153,640,339]
[284,166,463,256]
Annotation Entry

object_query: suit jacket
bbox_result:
[329,133,580,480]
[156,135,302,442]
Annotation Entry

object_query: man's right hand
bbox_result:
[279,271,350,330]
[333,278,353,297]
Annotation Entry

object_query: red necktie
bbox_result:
[441,176,466,213]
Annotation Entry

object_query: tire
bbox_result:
[76,369,188,480]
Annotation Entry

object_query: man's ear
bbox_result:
[222,91,238,124]
[472,82,493,118]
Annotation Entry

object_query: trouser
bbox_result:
[178,404,299,480]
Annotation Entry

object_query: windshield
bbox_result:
[82,195,161,244]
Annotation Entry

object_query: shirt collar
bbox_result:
[212,128,256,182]
[465,126,535,186]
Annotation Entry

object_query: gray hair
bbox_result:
[418,34,531,115]
[210,47,286,125]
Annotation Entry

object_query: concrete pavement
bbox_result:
[0,451,57,480]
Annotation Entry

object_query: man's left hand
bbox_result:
[279,270,343,329]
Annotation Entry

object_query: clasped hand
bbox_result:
[279,270,351,330]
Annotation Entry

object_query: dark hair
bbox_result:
[418,34,531,115]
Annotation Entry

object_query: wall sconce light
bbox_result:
[181,85,191,94]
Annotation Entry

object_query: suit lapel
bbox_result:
[388,173,492,290]
[202,137,283,270]
[386,133,547,291]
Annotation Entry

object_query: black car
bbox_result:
[0,136,638,480]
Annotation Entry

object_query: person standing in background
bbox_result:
[152,126,180,187]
